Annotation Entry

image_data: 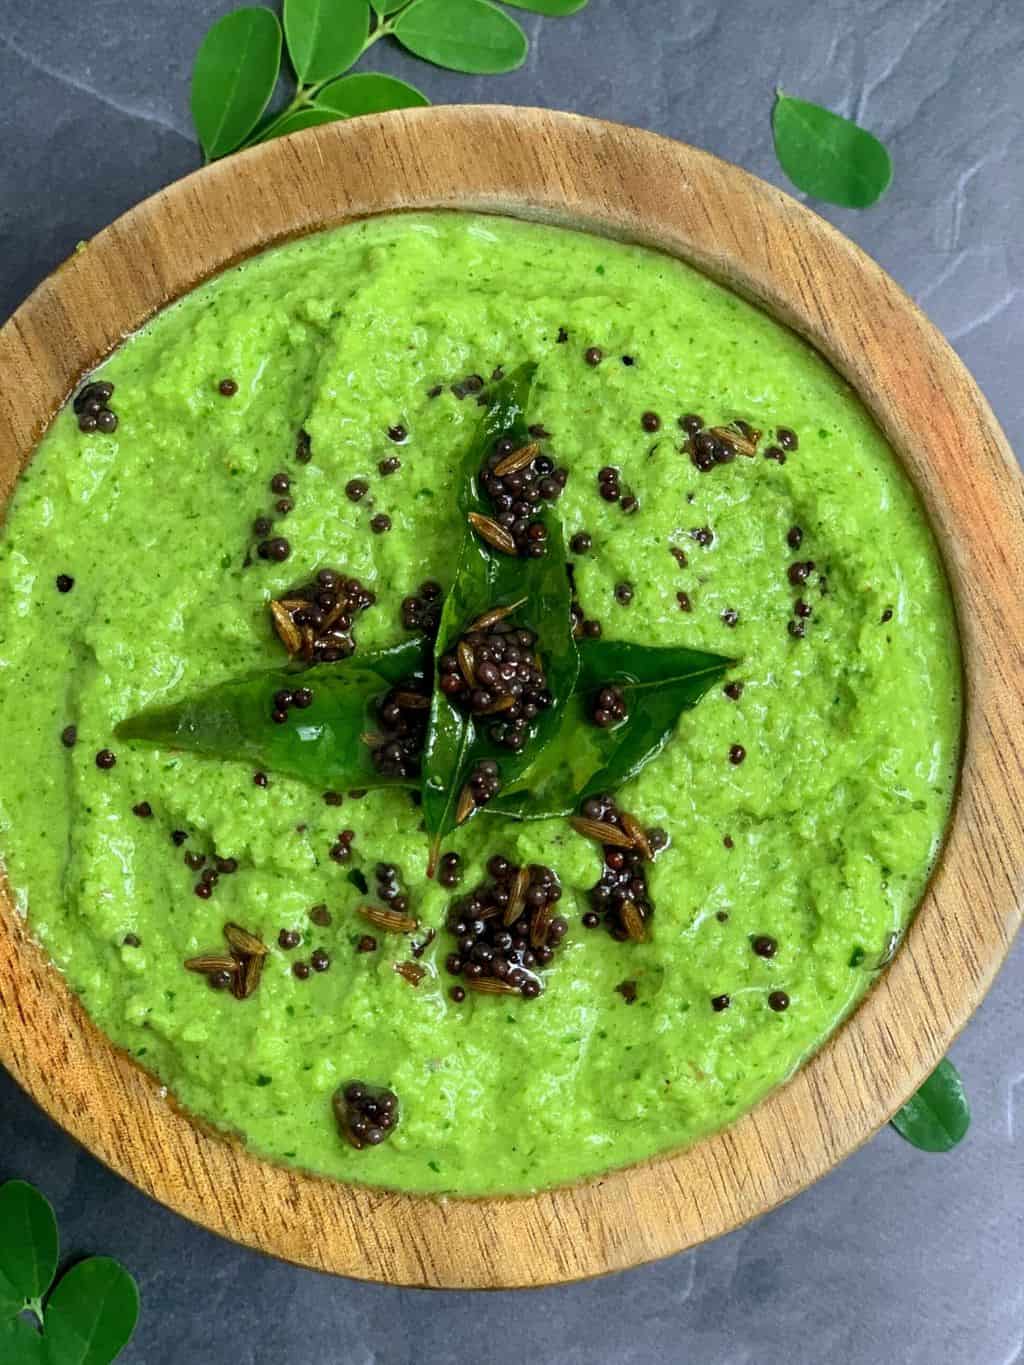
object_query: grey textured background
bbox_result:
[1,1,1022,1362]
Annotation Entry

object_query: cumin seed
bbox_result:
[620,900,646,942]
[619,811,653,860]
[357,904,418,934]
[235,951,265,999]
[504,865,530,925]
[467,596,527,633]
[455,783,477,826]
[709,423,760,456]
[530,903,552,949]
[468,512,517,556]
[223,922,267,957]
[569,815,636,849]
[184,954,239,976]
[466,976,520,995]
[394,960,427,987]
[269,600,303,655]
[492,441,540,477]
[457,640,477,687]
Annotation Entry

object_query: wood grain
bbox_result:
[0,107,1021,1288]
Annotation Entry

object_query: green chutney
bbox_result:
[0,213,961,1194]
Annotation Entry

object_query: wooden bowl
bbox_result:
[1,107,1021,1289]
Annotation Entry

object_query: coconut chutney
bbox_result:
[0,213,961,1194]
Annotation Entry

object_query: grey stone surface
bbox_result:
[0,1,1021,1361]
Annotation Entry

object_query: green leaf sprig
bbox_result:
[890,1058,970,1152]
[0,1181,139,1365]
[189,8,895,210]
[771,90,893,209]
[190,0,588,161]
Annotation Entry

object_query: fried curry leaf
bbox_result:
[489,638,731,818]
[421,363,579,858]
[420,536,492,852]
[890,1058,970,1153]
[116,637,428,792]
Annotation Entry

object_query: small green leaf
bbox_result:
[0,1315,45,1364]
[284,0,370,84]
[421,363,579,854]
[43,1258,139,1365]
[395,0,527,74]
[890,1059,970,1152]
[771,91,892,209]
[502,0,588,12]
[116,638,429,792]
[370,0,411,13]
[0,1183,58,1307]
[317,72,430,117]
[490,639,730,818]
[191,7,283,160]
[252,106,345,143]
[421,540,491,852]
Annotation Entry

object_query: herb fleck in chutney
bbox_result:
[0,213,959,1196]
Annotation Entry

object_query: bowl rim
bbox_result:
[1,105,1022,1289]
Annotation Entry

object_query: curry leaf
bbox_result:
[502,0,588,11]
[317,72,430,116]
[771,91,892,209]
[114,634,728,821]
[190,7,283,160]
[43,1257,139,1365]
[490,639,731,818]
[283,0,370,84]
[463,512,578,785]
[421,537,491,853]
[424,518,576,838]
[0,1182,58,1309]
[421,363,578,857]
[394,0,528,74]
[115,638,428,792]
[890,1059,970,1153]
